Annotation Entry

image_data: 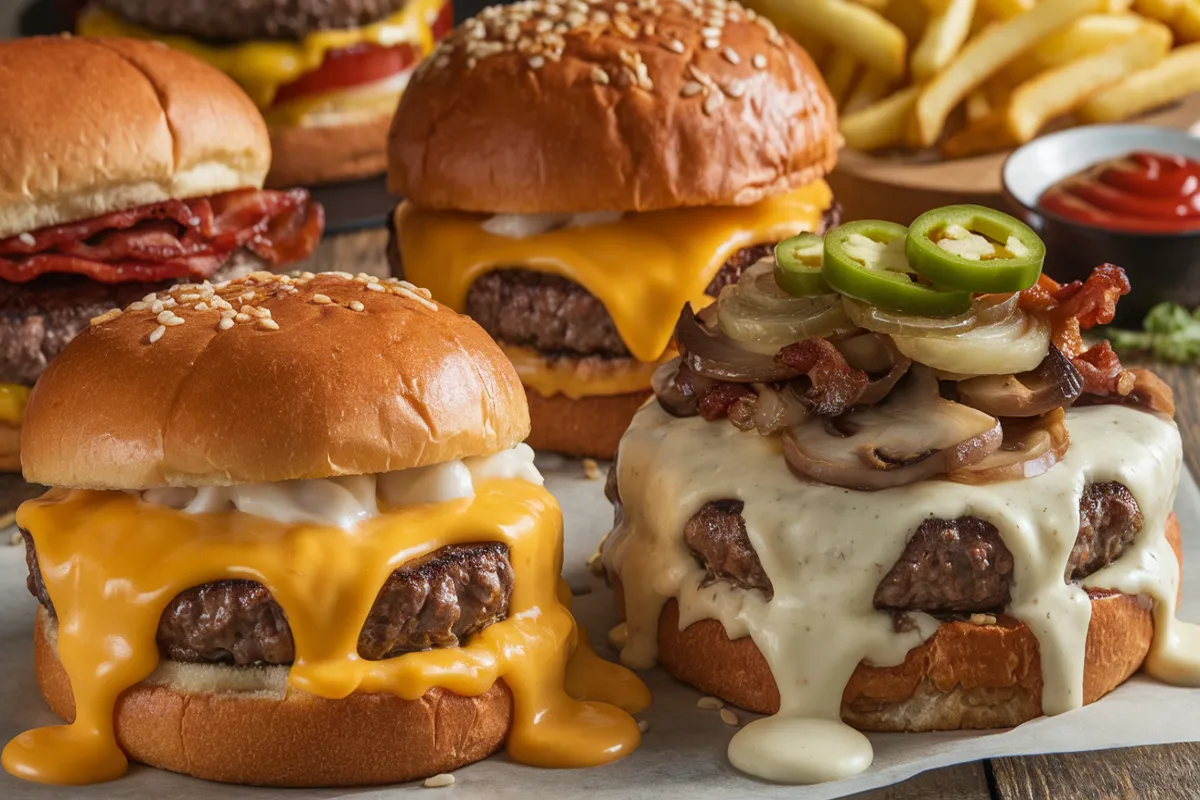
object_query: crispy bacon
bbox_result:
[1072,340,1136,397]
[1125,369,1176,416]
[777,338,869,416]
[0,189,323,284]
[698,383,755,421]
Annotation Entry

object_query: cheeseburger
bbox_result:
[387,0,838,458]
[0,36,323,473]
[79,0,454,187]
[602,205,1200,783]
[3,271,646,786]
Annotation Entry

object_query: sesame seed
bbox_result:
[703,37,719,49]
[703,91,724,114]
[151,301,164,315]
[164,317,185,327]
[17,232,35,246]
[221,309,237,319]
[148,325,166,344]
[638,719,651,732]
[163,298,178,309]
[720,708,740,727]
[129,302,147,311]
[235,313,252,323]
[752,53,767,69]
[724,79,745,98]
[142,293,158,303]
[258,319,280,331]
[592,66,610,84]
[312,294,333,305]
[366,282,386,292]
[681,81,704,97]
[349,301,365,312]
[615,1,628,11]
[194,302,209,312]
[528,55,546,68]
[722,46,740,64]
[157,310,175,324]
[423,774,456,789]
[701,26,721,38]
[664,38,685,53]
[696,696,724,710]
[90,308,122,327]
[218,317,234,331]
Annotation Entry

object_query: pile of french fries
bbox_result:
[745,0,1200,157]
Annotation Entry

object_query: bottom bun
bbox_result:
[266,114,391,188]
[34,609,511,787]
[651,513,1180,732]
[0,423,18,472]
[525,389,651,460]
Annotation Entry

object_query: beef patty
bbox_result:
[613,480,1143,615]
[98,0,412,42]
[23,534,514,666]
[387,204,840,360]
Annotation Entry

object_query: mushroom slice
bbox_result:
[783,365,1002,491]
[676,304,800,383]
[653,358,699,417]
[947,408,1069,485]
[956,346,1083,418]
[836,332,912,406]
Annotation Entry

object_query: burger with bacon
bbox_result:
[0,36,323,472]
[601,204,1192,785]
[387,0,838,459]
[79,0,454,187]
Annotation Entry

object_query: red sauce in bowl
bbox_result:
[1039,151,1200,234]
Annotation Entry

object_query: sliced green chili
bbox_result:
[774,233,830,296]
[906,204,1045,292]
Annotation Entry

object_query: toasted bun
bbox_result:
[34,609,510,787]
[0,423,18,473]
[388,0,837,213]
[0,36,269,239]
[645,513,1181,731]
[21,273,529,489]
[525,389,651,460]
[266,114,392,188]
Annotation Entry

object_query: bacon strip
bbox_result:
[776,338,869,416]
[0,189,323,284]
[698,383,755,421]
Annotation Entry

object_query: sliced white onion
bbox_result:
[842,292,1017,340]
[718,260,852,348]
[891,308,1050,376]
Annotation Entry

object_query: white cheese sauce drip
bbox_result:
[604,403,1200,783]
[138,444,542,528]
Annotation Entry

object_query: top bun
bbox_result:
[387,0,837,214]
[0,36,270,240]
[21,272,530,490]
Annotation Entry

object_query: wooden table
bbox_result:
[4,226,1199,798]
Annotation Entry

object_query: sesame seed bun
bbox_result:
[33,608,511,787]
[19,272,529,490]
[618,513,1182,732]
[0,36,270,240]
[387,0,837,213]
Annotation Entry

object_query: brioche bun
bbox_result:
[525,389,651,460]
[266,114,392,188]
[640,513,1182,731]
[0,423,18,472]
[388,0,837,213]
[20,272,529,489]
[34,609,511,787]
[0,36,269,239]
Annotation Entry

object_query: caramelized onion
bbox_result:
[782,366,1002,491]
[652,358,698,417]
[751,383,809,434]
[843,292,1018,339]
[891,307,1050,376]
[676,304,799,383]
[717,260,852,350]
[947,408,1069,485]
[956,346,1082,417]
[837,333,912,406]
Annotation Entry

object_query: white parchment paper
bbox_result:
[1,455,1198,799]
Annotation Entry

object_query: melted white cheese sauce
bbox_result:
[604,403,1200,784]
[138,444,542,528]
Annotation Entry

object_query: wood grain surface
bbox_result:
[3,227,1197,797]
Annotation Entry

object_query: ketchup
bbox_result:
[1038,151,1200,234]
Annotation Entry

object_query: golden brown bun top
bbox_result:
[21,273,530,490]
[388,0,837,213]
[0,36,270,240]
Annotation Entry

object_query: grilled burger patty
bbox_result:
[24,536,514,665]
[612,474,1144,615]
[98,0,413,41]
[387,205,840,360]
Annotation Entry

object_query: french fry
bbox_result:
[850,0,891,9]
[1177,0,1200,40]
[1034,13,1146,65]
[912,0,978,80]
[1098,0,1136,11]
[748,0,908,77]
[841,85,923,151]
[844,69,895,113]
[913,0,1104,147]
[966,89,993,121]
[885,0,932,40]
[1005,22,1172,141]
[1133,0,1184,23]
[824,49,862,105]
[917,0,953,12]
[941,113,1020,158]
[979,0,1035,19]
[1079,42,1200,120]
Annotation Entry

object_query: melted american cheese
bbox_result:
[0,383,28,426]
[3,478,649,785]
[604,403,1200,784]
[77,2,443,110]
[394,182,832,366]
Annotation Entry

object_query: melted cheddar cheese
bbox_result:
[77,1,444,109]
[2,479,648,785]
[395,181,832,366]
[501,344,670,399]
[0,384,28,426]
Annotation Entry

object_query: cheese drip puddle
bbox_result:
[604,403,1200,784]
[4,477,649,785]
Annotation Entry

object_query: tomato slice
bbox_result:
[271,43,417,106]
[432,0,455,40]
